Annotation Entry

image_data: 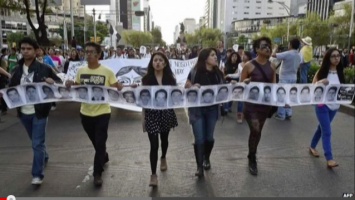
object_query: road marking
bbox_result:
[76,165,93,189]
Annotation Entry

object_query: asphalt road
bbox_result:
[0,102,353,197]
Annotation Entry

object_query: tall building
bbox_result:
[204,0,218,28]
[183,18,197,33]
[173,25,180,43]
[143,0,153,32]
[307,0,344,20]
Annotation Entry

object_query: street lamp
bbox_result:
[93,8,96,43]
[268,0,291,41]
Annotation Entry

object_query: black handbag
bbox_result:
[251,60,278,118]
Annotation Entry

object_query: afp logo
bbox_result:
[342,193,354,198]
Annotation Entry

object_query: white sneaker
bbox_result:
[51,106,56,111]
[31,177,43,185]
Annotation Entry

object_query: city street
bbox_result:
[0,102,353,197]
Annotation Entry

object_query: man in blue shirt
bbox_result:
[271,38,302,120]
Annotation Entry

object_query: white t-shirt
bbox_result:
[21,64,35,115]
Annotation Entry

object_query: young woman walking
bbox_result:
[309,48,345,168]
[185,48,224,177]
[240,37,276,175]
[141,52,178,187]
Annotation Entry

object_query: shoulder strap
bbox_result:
[251,60,270,83]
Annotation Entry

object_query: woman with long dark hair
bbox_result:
[185,48,224,177]
[141,52,178,187]
[63,49,80,74]
[223,51,242,112]
[240,37,276,175]
[226,51,253,123]
[309,48,345,168]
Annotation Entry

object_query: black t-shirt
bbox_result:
[224,63,238,75]
[187,69,221,86]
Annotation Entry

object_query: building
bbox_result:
[143,0,152,32]
[333,0,353,16]
[173,25,180,44]
[199,16,206,28]
[204,0,218,28]
[183,18,197,33]
[307,0,344,20]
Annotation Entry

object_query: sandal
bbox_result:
[327,160,339,168]
[309,148,320,157]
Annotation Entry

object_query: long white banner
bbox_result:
[66,58,198,86]
[1,83,354,111]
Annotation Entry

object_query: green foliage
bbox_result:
[150,28,166,46]
[6,32,24,47]
[344,67,355,84]
[59,21,109,47]
[122,30,153,47]
[185,27,222,48]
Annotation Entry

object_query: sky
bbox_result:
[86,0,205,44]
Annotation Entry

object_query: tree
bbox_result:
[185,28,222,48]
[58,20,109,47]
[0,0,55,46]
[237,35,248,45]
[122,30,153,47]
[150,28,166,46]
[6,32,25,47]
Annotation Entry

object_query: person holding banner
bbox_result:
[65,42,126,187]
[185,48,224,177]
[240,37,276,176]
[0,37,62,185]
[141,52,178,187]
[309,48,345,168]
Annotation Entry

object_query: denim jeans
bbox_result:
[223,102,233,111]
[300,62,311,83]
[237,102,243,113]
[191,106,218,145]
[310,105,338,160]
[277,79,297,119]
[20,114,48,179]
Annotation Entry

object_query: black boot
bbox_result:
[248,154,258,175]
[194,144,204,177]
[203,141,214,170]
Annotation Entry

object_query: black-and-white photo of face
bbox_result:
[263,86,272,102]
[6,88,23,105]
[216,86,229,102]
[326,87,337,102]
[58,87,72,99]
[313,86,324,102]
[25,85,38,102]
[232,86,244,100]
[139,89,151,106]
[155,89,168,107]
[76,87,88,100]
[201,89,215,104]
[289,87,298,103]
[276,87,286,103]
[170,89,183,106]
[186,90,198,104]
[42,85,55,100]
[92,87,105,101]
[248,86,259,101]
[337,86,355,101]
[107,89,119,101]
[123,91,136,104]
[300,86,311,103]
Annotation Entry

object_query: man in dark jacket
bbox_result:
[1,37,62,185]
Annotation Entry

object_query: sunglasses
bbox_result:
[260,44,271,49]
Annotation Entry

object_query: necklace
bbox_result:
[329,70,337,74]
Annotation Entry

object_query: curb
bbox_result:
[339,104,355,117]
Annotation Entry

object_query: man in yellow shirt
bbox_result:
[65,42,124,187]
[299,37,313,83]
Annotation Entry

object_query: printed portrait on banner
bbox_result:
[185,88,199,106]
[22,84,40,104]
[153,87,168,108]
[216,85,230,103]
[299,85,312,104]
[40,84,56,101]
[288,85,299,105]
[324,85,339,103]
[312,85,325,103]
[169,87,185,107]
[91,86,107,102]
[75,86,89,102]
[200,86,216,105]
[121,88,137,105]
[247,85,261,102]
[262,84,273,104]
[57,86,73,100]
[275,85,287,105]
[137,87,152,107]
[2,87,25,108]
[107,88,120,102]
[231,84,245,100]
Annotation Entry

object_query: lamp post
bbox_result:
[348,0,354,51]
[93,8,96,43]
[268,0,291,41]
